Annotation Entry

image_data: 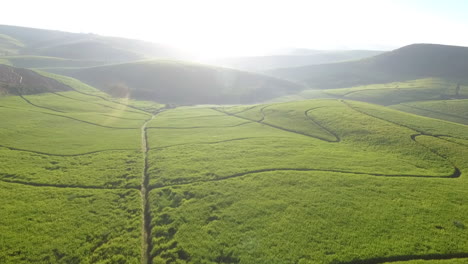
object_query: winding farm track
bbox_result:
[0,145,135,156]
[400,103,468,123]
[0,178,137,190]
[144,100,465,190]
[51,91,148,115]
[2,84,468,264]
[337,252,468,264]
[212,105,340,142]
[140,115,154,264]
[151,101,467,264]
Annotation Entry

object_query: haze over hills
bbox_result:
[209,50,384,72]
[0,25,186,64]
[2,25,468,107]
[50,60,305,104]
[270,44,468,89]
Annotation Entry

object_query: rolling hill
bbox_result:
[0,64,71,95]
[270,44,468,89]
[209,50,384,72]
[50,60,306,105]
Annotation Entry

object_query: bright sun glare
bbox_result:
[3,0,468,59]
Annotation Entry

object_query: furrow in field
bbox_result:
[337,252,468,264]
[0,178,137,190]
[400,103,468,122]
[52,92,149,115]
[149,165,460,190]
[141,114,157,264]
[304,106,340,142]
[147,121,252,129]
[0,145,135,156]
[213,106,339,142]
[342,100,462,178]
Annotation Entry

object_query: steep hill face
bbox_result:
[0,25,185,62]
[270,44,468,88]
[0,64,71,95]
[210,50,384,72]
[53,61,305,104]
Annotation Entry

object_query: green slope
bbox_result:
[1,71,468,263]
[51,60,306,105]
[0,55,105,69]
[145,99,468,263]
[0,64,72,95]
[269,44,468,89]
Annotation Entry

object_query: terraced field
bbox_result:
[1,75,468,263]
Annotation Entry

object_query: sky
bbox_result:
[2,0,468,58]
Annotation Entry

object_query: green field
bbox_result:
[1,70,468,263]
[144,99,468,263]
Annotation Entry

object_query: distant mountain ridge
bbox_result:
[0,25,186,62]
[50,60,305,105]
[209,50,384,72]
[270,44,468,89]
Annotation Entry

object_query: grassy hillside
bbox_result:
[323,78,468,105]
[144,99,468,264]
[270,44,468,89]
[51,60,305,105]
[0,25,186,66]
[0,73,160,263]
[0,55,105,69]
[0,64,72,95]
[1,68,467,263]
[391,99,468,125]
[1,80,468,263]
[210,50,384,72]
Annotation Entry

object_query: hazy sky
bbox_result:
[2,0,468,58]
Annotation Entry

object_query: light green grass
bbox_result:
[324,78,468,105]
[387,259,468,264]
[149,170,468,264]
[0,105,140,154]
[147,100,455,187]
[391,99,468,125]
[0,148,142,188]
[149,107,247,128]
[345,100,468,140]
[0,182,141,264]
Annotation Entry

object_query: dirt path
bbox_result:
[140,115,154,264]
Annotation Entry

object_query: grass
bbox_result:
[0,74,147,262]
[1,76,468,264]
[147,100,457,187]
[344,100,468,140]
[0,148,142,188]
[148,171,468,264]
[0,55,104,68]
[0,182,141,264]
[391,99,468,125]
[387,260,468,264]
[148,107,247,128]
[324,78,468,105]
[145,98,468,263]
[0,106,140,154]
